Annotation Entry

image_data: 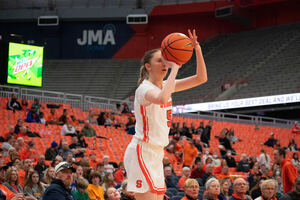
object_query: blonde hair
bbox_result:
[184,178,199,189]
[260,179,278,192]
[137,48,160,85]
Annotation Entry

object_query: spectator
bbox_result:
[114,162,125,184]
[264,133,278,148]
[212,151,221,167]
[218,128,235,157]
[61,119,77,136]
[89,152,98,170]
[178,167,191,191]
[96,162,105,181]
[230,178,251,200]
[273,148,298,193]
[164,144,177,167]
[34,155,48,179]
[12,158,22,171]
[164,165,178,189]
[291,153,300,169]
[115,104,122,115]
[45,141,59,161]
[25,108,41,123]
[120,180,135,200]
[43,161,75,200]
[0,164,17,200]
[43,167,55,185]
[7,94,22,111]
[213,159,228,175]
[279,176,300,200]
[225,150,237,168]
[69,136,85,158]
[183,139,198,168]
[97,112,106,126]
[15,137,25,153]
[65,152,75,165]
[190,123,197,135]
[2,136,15,157]
[194,138,203,154]
[40,112,46,124]
[203,177,221,200]
[3,168,23,194]
[102,173,116,192]
[103,155,114,174]
[291,121,300,134]
[181,122,190,137]
[191,159,205,179]
[202,164,215,185]
[47,108,59,125]
[21,99,29,111]
[201,120,213,147]
[181,178,199,200]
[58,109,69,125]
[255,179,277,200]
[24,170,45,199]
[59,141,74,160]
[218,178,231,200]
[237,154,250,173]
[196,121,204,135]
[19,141,38,162]
[121,103,130,114]
[87,171,104,200]
[81,120,96,137]
[86,110,97,125]
[287,138,298,152]
[18,159,32,188]
[258,149,271,170]
[216,165,231,181]
[14,119,23,134]
[77,134,88,149]
[73,177,89,200]
[105,187,121,200]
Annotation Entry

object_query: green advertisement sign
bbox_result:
[7,42,44,87]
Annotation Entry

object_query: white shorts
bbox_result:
[124,138,166,195]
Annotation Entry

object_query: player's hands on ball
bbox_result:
[188,29,200,49]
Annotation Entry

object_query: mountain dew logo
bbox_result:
[7,43,44,87]
[13,56,38,75]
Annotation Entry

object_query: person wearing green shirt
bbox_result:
[81,120,96,137]
[73,177,90,200]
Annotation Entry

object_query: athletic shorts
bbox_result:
[124,138,166,195]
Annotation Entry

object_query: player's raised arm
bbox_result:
[174,29,208,93]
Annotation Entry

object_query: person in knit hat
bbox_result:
[45,141,59,161]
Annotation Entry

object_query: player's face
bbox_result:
[149,51,168,79]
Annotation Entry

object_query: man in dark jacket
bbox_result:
[7,94,22,111]
[45,141,59,161]
[34,155,48,178]
[43,161,75,200]
[201,120,212,147]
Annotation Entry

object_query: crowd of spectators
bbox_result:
[0,94,299,200]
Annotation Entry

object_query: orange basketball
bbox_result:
[161,32,193,65]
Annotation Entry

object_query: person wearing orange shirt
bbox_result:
[19,141,38,163]
[89,152,98,170]
[183,140,198,168]
[18,159,32,188]
[178,167,191,191]
[216,165,232,181]
[114,162,125,184]
[47,108,59,125]
[87,171,104,200]
[274,147,298,193]
[164,144,177,167]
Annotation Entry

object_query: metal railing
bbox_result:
[0,85,294,128]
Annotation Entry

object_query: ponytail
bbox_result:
[137,48,160,86]
[138,65,149,85]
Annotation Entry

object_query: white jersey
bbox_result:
[134,80,172,147]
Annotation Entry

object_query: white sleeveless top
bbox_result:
[133,80,172,147]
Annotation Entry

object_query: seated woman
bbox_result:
[42,167,55,186]
[181,178,200,200]
[24,170,45,200]
[218,178,231,200]
[254,179,278,200]
[203,177,221,200]
[3,168,23,194]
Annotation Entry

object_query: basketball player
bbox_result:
[124,29,207,200]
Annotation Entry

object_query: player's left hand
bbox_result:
[188,29,200,49]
